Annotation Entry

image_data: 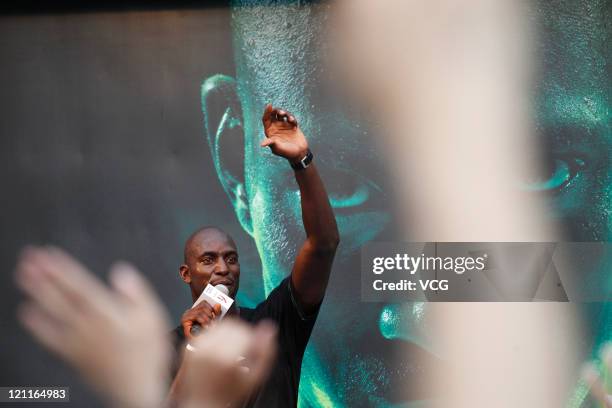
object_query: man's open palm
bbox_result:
[261,104,308,162]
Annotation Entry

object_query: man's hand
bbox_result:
[15,246,171,408]
[261,104,309,162]
[181,302,222,340]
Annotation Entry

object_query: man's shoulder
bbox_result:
[238,277,291,321]
[242,276,320,323]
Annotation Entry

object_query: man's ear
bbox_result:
[201,74,253,236]
[179,264,191,284]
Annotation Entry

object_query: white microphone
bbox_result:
[190,283,234,336]
[186,285,247,368]
[214,284,229,297]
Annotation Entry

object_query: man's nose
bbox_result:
[213,259,230,275]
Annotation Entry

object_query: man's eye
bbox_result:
[201,257,213,264]
[226,256,238,264]
[523,157,586,192]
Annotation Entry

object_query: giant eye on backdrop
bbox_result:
[281,159,386,213]
[522,155,586,193]
[324,167,386,213]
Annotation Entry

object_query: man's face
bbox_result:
[202,1,609,406]
[181,231,241,300]
[525,0,610,241]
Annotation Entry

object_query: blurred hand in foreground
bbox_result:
[176,319,277,408]
[15,246,171,408]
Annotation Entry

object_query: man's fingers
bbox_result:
[193,301,216,315]
[260,137,278,147]
[188,305,215,324]
[270,108,280,121]
[195,315,210,327]
[263,105,297,124]
[183,306,213,339]
[184,314,209,327]
[183,321,193,340]
[262,103,273,128]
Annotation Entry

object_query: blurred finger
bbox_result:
[109,261,162,311]
[32,246,115,314]
[243,320,277,391]
[582,363,612,407]
[18,302,71,361]
[601,343,612,372]
[194,320,251,361]
[16,258,81,325]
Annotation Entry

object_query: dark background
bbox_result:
[0,5,265,406]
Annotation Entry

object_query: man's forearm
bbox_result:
[294,163,339,251]
[260,105,339,308]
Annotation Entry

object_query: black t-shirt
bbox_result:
[171,277,320,408]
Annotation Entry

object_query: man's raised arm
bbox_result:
[261,105,339,314]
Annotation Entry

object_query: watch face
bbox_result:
[303,150,313,167]
[291,151,312,170]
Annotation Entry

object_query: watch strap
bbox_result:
[290,149,313,170]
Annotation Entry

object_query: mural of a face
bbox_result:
[201,1,610,406]
[530,0,610,242]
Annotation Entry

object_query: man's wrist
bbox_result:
[289,149,313,170]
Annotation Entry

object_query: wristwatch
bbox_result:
[290,149,313,170]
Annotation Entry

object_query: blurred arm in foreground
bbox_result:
[331,0,582,407]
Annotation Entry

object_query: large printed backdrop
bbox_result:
[0,8,264,407]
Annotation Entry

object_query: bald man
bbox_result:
[168,106,339,408]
